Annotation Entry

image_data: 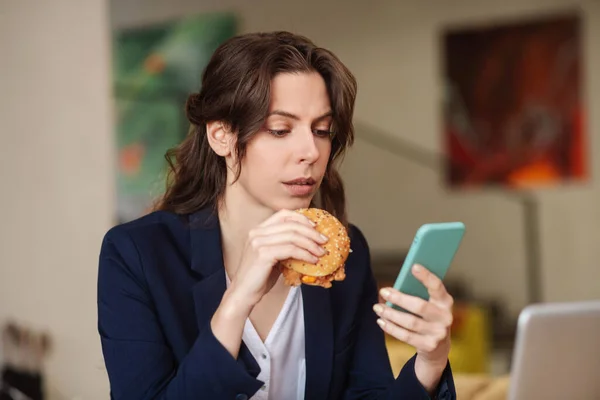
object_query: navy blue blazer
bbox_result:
[97,207,456,399]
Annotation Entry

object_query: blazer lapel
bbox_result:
[302,285,333,400]
[188,207,260,378]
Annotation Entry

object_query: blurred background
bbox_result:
[1,0,599,399]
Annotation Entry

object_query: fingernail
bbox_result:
[379,288,390,299]
[312,256,319,263]
[319,234,328,243]
[318,246,326,255]
[373,304,383,314]
[376,318,386,328]
[413,264,423,273]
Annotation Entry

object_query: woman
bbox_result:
[98,31,456,400]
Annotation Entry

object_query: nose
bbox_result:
[295,129,320,164]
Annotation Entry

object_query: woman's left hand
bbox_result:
[373,264,454,393]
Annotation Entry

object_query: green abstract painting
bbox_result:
[113,13,237,222]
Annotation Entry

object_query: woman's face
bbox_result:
[232,71,333,212]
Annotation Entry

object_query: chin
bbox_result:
[269,197,314,212]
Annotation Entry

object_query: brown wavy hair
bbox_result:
[154,31,357,226]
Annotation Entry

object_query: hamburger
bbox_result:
[279,208,351,288]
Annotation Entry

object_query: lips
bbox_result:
[283,177,316,185]
[283,177,317,197]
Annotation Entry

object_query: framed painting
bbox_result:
[442,13,587,190]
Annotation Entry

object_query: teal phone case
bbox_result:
[386,222,465,311]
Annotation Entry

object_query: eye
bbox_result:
[313,129,335,138]
[268,129,290,137]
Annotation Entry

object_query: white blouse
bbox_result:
[225,273,306,400]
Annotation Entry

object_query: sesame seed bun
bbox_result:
[279,208,350,288]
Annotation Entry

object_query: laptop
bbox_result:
[508,300,600,400]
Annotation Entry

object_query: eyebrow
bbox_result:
[267,110,333,122]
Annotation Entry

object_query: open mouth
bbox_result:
[283,178,316,186]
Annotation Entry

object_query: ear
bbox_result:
[206,121,234,157]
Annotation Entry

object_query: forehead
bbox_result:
[269,72,331,118]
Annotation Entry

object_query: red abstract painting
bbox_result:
[442,13,587,189]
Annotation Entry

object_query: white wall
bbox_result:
[0,0,113,399]
[1,0,599,398]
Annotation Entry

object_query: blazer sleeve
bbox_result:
[343,226,456,400]
[97,227,263,400]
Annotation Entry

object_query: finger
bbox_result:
[260,209,314,228]
[373,303,438,335]
[411,264,453,308]
[376,318,443,353]
[379,288,448,324]
[260,243,319,265]
[250,231,326,258]
[251,221,328,245]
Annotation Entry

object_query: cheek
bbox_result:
[240,146,281,185]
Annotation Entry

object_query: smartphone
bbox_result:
[386,222,465,311]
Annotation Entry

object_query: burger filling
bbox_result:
[280,265,346,288]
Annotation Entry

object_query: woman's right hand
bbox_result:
[228,209,328,308]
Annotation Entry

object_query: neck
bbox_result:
[218,184,275,278]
